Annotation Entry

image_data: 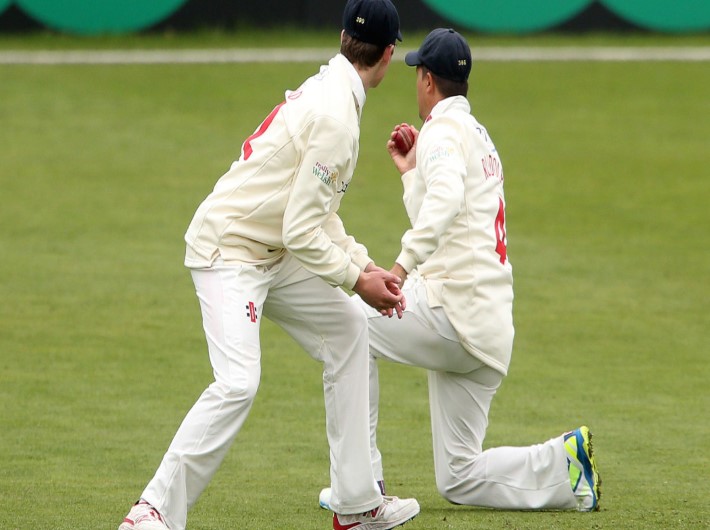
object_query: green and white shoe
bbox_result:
[564,426,601,512]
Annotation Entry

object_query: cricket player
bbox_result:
[320,28,601,514]
[118,1,420,529]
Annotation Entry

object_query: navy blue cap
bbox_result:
[405,28,471,82]
[343,0,402,48]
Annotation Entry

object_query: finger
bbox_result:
[386,291,403,304]
[379,289,402,308]
[385,281,401,295]
[380,307,394,318]
[382,273,403,286]
[394,301,404,319]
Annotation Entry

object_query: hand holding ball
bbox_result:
[392,124,416,155]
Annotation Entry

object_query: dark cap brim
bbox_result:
[404,50,421,66]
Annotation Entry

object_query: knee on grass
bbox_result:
[435,463,476,505]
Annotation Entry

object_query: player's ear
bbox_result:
[382,44,395,65]
[425,71,435,92]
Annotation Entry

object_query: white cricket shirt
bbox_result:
[397,96,515,374]
[184,54,371,289]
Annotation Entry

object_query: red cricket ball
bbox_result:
[393,124,415,154]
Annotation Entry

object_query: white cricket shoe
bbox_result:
[320,487,334,510]
[333,495,419,530]
[118,500,170,530]
[564,426,601,512]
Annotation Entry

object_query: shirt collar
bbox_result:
[429,95,470,119]
[332,53,366,120]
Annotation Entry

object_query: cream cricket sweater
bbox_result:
[184,54,371,290]
[396,96,515,374]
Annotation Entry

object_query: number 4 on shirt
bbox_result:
[494,197,508,265]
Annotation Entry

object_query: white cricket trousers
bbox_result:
[360,278,578,510]
[141,256,381,530]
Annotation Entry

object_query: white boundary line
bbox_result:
[0,46,709,64]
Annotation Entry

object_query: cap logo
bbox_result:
[356,16,365,24]
[458,59,467,66]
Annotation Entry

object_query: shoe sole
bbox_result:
[580,427,602,511]
[350,513,419,530]
[333,502,420,530]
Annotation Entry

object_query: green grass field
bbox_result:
[1,31,708,529]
